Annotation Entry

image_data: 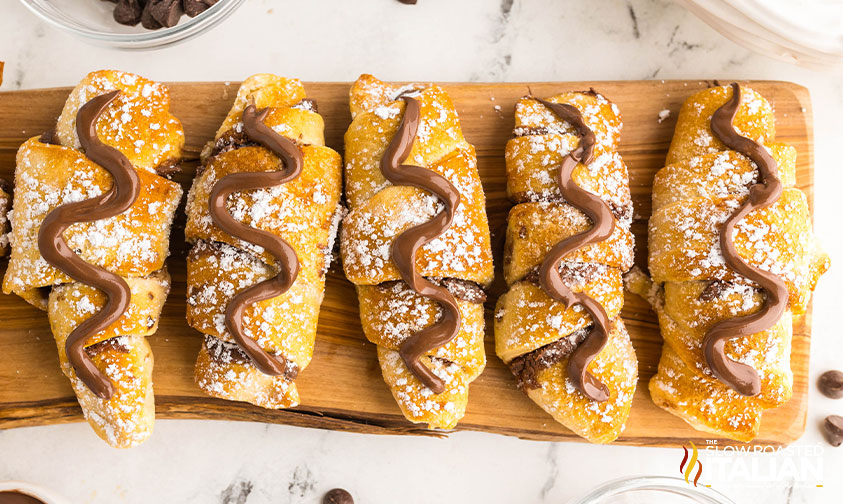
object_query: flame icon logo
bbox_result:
[679,441,703,486]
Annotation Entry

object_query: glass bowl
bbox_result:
[569,477,737,504]
[19,0,246,50]
[0,481,71,504]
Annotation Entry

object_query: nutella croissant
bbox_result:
[2,70,184,448]
[341,75,494,429]
[494,91,638,443]
[185,75,342,409]
[630,83,829,441]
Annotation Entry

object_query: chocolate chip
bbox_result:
[113,0,143,26]
[818,370,843,399]
[183,0,217,17]
[397,0,417,4]
[38,128,59,145]
[323,489,354,504]
[823,415,843,447]
[148,0,184,28]
[140,1,162,29]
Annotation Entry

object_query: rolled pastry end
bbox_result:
[65,335,155,449]
[649,346,762,443]
[377,347,470,430]
[48,273,169,448]
[195,335,300,410]
[358,281,486,429]
[521,320,637,444]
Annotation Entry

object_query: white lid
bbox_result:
[679,0,843,68]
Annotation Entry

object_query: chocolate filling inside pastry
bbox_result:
[376,278,486,304]
[509,327,591,390]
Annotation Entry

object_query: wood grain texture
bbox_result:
[0,80,814,447]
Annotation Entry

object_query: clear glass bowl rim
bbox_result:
[568,476,738,504]
[18,0,246,49]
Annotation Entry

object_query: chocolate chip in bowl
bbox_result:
[19,0,245,49]
[103,0,218,29]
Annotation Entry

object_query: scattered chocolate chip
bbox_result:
[823,415,843,447]
[148,0,184,28]
[323,488,354,504]
[183,0,217,17]
[818,370,843,399]
[113,0,143,26]
[397,0,417,4]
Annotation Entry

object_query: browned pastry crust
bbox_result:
[638,85,829,442]
[494,91,638,444]
[2,70,184,448]
[0,182,10,257]
[340,75,494,429]
[185,74,342,409]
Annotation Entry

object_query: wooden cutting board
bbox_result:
[0,80,814,447]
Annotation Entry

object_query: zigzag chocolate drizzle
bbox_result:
[37,90,139,400]
[703,83,789,396]
[534,97,616,402]
[380,95,462,394]
[208,104,303,379]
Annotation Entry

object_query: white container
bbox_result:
[678,0,843,69]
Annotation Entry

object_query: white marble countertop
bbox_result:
[1,0,841,503]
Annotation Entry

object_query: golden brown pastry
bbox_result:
[0,179,11,257]
[632,83,829,442]
[185,74,342,409]
[494,91,638,443]
[2,70,184,448]
[341,75,494,429]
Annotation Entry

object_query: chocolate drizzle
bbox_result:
[703,83,788,396]
[207,104,302,379]
[380,95,462,394]
[37,90,139,400]
[533,98,616,402]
